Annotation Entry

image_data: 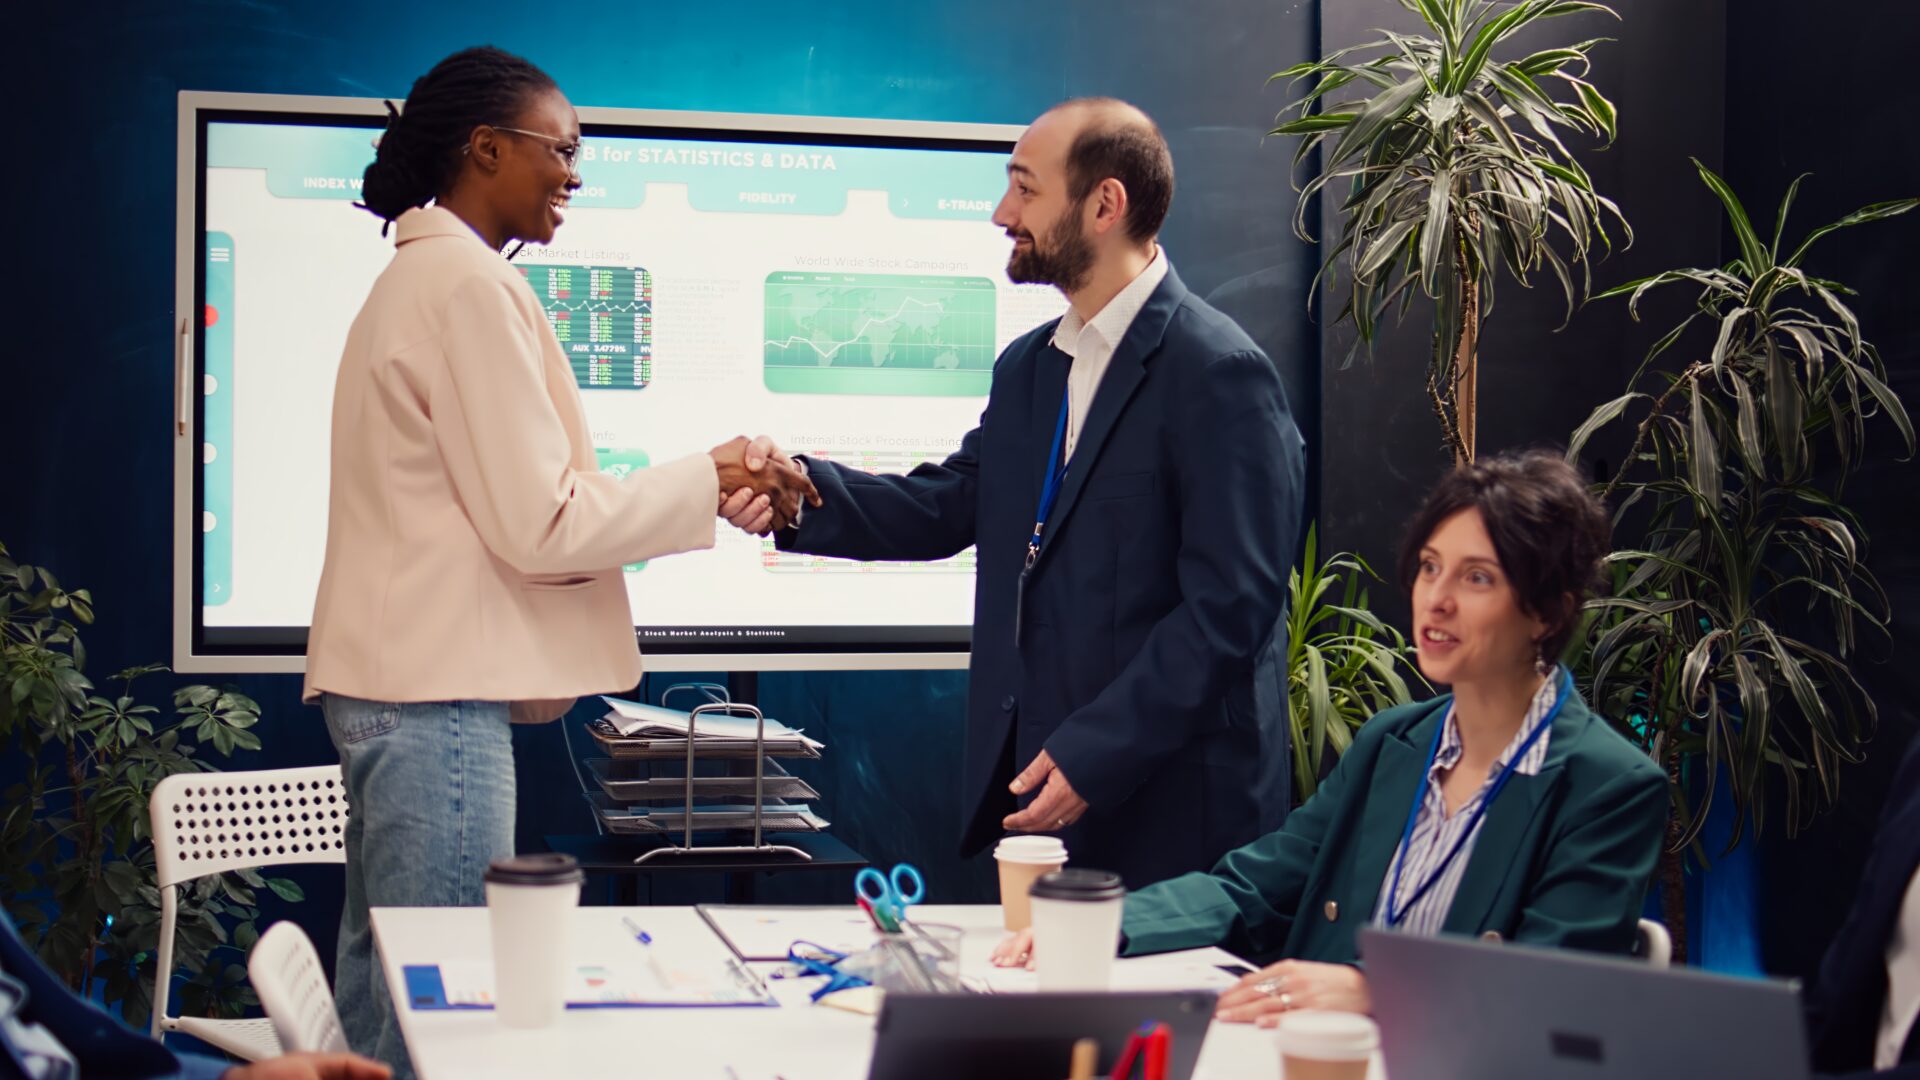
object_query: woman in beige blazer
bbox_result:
[301,47,813,1076]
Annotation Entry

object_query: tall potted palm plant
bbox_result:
[1569,163,1915,960]
[1272,0,1627,462]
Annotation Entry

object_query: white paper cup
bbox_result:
[484,853,583,1029]
[1276,1010,1378,1080]
[1029,868,1125,992]
[994,835,1068,931]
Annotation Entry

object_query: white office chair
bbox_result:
[148,766,350,1062]
[249,921,350,1054]
[1635,918,1673,969]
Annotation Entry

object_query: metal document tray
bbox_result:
[585,756,820,803]
[590,794,830,835]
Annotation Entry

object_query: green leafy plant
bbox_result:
[0,541,302,1028]
[1287,525,1428,800]
[1568,164,1916,960]
[1272,0,1628,462]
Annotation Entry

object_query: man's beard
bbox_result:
[1006,200,1095,293]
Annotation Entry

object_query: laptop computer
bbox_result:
[1362,928,1809,1080]
[867,990,1217,1080]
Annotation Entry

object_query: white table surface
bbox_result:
[371,904,1385,1080]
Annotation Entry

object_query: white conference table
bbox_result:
[371,904,1388,1080]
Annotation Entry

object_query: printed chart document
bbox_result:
[403,919,774,1009]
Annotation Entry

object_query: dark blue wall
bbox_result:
[9,0,1317,970]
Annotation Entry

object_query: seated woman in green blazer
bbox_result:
[994,450,1668,1025]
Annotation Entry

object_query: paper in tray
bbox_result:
[591,794,831,834]
[599,697,824,749]
[587,720,822,761]
[585,757,820,803]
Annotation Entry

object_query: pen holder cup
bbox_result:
[910,922,964,984]
[838,922,968,994]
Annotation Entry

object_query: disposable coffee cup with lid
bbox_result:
[1276,1010,1378,1079]
[1029,867,1125,903]
[994,835,1068,863]
[484,852,585,887]
[485,853,583,1028]
[994,835,1068,931]
[1029,868,1126,991]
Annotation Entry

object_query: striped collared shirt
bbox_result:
[1371,672,1562,936]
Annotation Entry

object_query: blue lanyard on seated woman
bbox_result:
[1382,665,1573,929]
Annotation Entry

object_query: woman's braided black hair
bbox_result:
[358,46,558,234]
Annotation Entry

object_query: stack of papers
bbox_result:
[599,697,824,750]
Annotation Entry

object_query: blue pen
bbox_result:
[621,916,669,985]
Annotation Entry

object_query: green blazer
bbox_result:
[1119,690,1668,963]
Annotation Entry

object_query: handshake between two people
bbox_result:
[711,435,819,535]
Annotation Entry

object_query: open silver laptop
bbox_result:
[1362,928,1810,1080]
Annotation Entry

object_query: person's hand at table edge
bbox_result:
[223,1052,393,1080]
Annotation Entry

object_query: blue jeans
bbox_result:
[322,695,515,1080]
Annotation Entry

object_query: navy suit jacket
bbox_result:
[1808,739,1920,1079]
[779,266,1305,887]
[0,910,227,1080]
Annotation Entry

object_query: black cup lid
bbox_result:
[484,852,583,886]
[1029,867,1125,902]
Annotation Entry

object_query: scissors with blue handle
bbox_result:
[855,863,925,931]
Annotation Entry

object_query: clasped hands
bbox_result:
[710,435,819,533]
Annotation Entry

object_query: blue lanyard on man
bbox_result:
[1381,665,1572,929]
[1013,391,1073,649]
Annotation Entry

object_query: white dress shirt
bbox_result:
[1879,864,1920,1067]
[1049,247,1169,460]
[1371,672,1561,936]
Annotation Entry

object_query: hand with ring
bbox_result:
[1002,749,1088,833]
[990,926,1037,971]
[1214,959,1372,1024]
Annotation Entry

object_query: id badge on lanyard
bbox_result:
[1382,666,1571,928]
[1014,392,1072,649]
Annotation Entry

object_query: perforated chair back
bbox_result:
[249,921,350,1054]
[146,765,350,1056]
[150,766,349,887]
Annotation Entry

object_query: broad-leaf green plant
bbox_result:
[0,541,303,1027]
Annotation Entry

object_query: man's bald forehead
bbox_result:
[1045,97,1158,137]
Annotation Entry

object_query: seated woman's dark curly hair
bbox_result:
[1396,449,1613,665]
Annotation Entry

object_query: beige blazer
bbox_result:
[304,206,718,722]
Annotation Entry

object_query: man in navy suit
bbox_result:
[726,98,1304,888]
[1807,738,1920,1078]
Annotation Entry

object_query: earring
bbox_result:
[1533,646,1550,676]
